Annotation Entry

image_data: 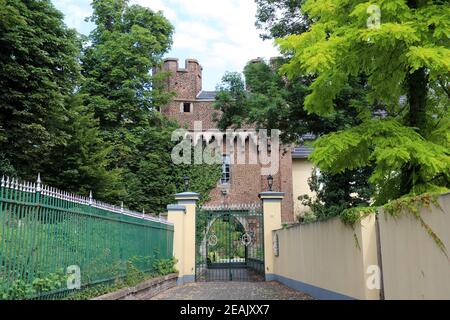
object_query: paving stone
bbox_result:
[150,281,314,300]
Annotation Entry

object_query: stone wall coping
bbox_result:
[92,273,178,300]
[175,192,200,200]
[167,204,186,212]
[259,191,285,199]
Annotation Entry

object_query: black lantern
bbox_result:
[267,174,273,191]
[183,175,189,191]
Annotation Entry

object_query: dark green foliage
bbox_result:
[80,0,220,211]
[79,0,176,210]
[255,0,309,40]
[0,269,67,300]
[0,0,78,175]
[214,59,374,219]
[0,0,221,213]
[213,72,249,130]
[42,94,125,201]
[215,59,373,142]
[300,167,373,221]
[81,0,174,131]
[152,257,177,275]
[0,0,120,199]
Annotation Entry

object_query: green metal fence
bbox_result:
[0,175,174,300]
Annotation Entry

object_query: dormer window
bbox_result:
[181,102,192,113]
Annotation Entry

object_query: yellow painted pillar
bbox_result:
[167,192,199,285]
[259,191,284,281]
[167,204,185,282]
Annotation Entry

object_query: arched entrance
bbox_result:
[195,205,264,281]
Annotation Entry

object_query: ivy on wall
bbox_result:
[340,193,447,255]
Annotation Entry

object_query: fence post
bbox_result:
[259,191,284,281]
[167,191,199,285]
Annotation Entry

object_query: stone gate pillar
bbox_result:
[167,192,199,285]
[259,191,284,281]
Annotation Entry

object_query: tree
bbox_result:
[0,0,79,177]
[255,0,309,40]
[300,167,373,221]
[80,0,220,212]
[43,94,125,201]
[81,0,174,132]
[0,0,118,198]
[277,0,450,203]
[215,58,371,142]
[214,58,374,219]
[80,0,175,211]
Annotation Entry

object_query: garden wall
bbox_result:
[272,193,450,300]
[272,215,379,300]
[92,273,178,300]
[378,194,450,299]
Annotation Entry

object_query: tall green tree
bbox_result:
[277,0,450,203]
[0,0,118,198]
[0,0,79,177]
[81,0,174,132]
[43,94,124,201]
[80,0,176,211]
[81,0,220,212]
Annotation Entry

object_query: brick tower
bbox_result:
[155,58,295,222]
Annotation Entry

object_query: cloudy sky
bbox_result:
[52,0,280,90]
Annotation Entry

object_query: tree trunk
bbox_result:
[406,68,428,132]
[399,67,428,195]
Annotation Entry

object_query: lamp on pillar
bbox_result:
[267,174,273,191]
[183,175,190,192]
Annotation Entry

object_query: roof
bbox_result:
[301,133,316,140]
[197,91,218,101]
[292,134,316,159]
[292,146,314,159]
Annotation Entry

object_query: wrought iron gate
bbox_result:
[195,204,264,282]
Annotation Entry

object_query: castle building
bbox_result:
[156,58,314,223]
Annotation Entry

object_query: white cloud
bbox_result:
[53,0,92,31]
[131,0,178,21]
[165,0,279,89]
[53,0,280,89]
[176,21,221,41]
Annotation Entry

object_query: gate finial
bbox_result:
[36,173,41,193]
